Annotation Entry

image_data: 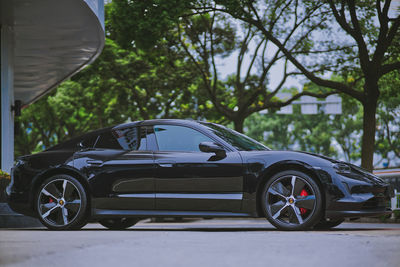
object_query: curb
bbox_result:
[0,203,42,228]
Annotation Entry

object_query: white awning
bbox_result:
[1,0,105,105]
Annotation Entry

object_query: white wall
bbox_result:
[1,25,14,173]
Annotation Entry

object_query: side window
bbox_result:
[113,127,147,150]
[153,125,213,152]
[95,127,147,150]
[80,135,98,149]
[95,131,121,149]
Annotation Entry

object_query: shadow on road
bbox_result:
[3,226,398,232]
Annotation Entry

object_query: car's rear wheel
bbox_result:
[36,175,88,230]
[99,218,139,230]
[313,218,344,230]
[262,170,323,231]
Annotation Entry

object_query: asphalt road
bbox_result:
[1,219,399,267]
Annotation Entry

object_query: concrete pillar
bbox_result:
[1,25,14,173]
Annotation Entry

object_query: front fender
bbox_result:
[29,165,92,206]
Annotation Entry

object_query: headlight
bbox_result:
[15,159,25,167]
[14,157,28,167]
[352,165,386,184]
[333,163,351,174]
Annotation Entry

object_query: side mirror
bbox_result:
[199,142,226,156]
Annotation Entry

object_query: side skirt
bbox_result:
[91,209,257,219]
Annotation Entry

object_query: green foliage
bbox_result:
[107,0,190,49]
[244,80,363,161]
[376,69,400,164]
[244,79,400,166]
[0,170,10,180]
[14,0,400,171]
[331,96,363,162]
[108,1,339,132]
[14,2,220,157]
[244,107,340,159]
[108,0,400,170]
[245,112,293,150]
[15,37,212,157]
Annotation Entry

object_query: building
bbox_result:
[1,0,105,172]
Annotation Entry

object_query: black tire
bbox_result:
[99,218,139,230]
[262,170,323,231]
[313,219,344,230]
[36,174,88,230]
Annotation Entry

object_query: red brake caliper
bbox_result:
[299,189,308,215]
[49,198,54,203]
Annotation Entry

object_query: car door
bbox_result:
[150,124,244,212]
[74,126,155,211]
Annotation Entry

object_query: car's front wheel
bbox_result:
[36,174,88,230]
[262,170,323,230]
[99,218,139,230]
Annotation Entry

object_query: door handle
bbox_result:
[86,159,103,167]
[156,160,175,168]
[158,163,173,168]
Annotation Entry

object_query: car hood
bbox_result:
[239,149,342,168]
[294,151,341,164]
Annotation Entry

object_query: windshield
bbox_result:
[201,122,270,151]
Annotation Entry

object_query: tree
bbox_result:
[15,95,60,156]
[110,1,338,132]
[243,100,357,161]
[179,12,338,131]
[15,3,220,157]
[330,96,363,163]
[15,37,211,157]
[117,0,400,170]
[215,0,400,171]
[375,68,400,165]
[244,112,297,151]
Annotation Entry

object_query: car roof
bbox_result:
[45,126,113,151]
[47,119,212,151]
[113,119,205,129]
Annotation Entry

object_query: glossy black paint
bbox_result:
[6,119,393,222]
[76,149,155,210]
[153,150,243,211]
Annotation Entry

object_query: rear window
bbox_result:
[80,135,98,148]
[95,127,147,151]
[95,131,121,149]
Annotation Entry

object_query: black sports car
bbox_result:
[6,119,393,230]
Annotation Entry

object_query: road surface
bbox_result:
[1,219,399,267]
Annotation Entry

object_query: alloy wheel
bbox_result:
[38,178,82,227]
[263,171,322,230]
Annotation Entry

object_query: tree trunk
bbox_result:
[361,90,378,172]
[234,117,245,133]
